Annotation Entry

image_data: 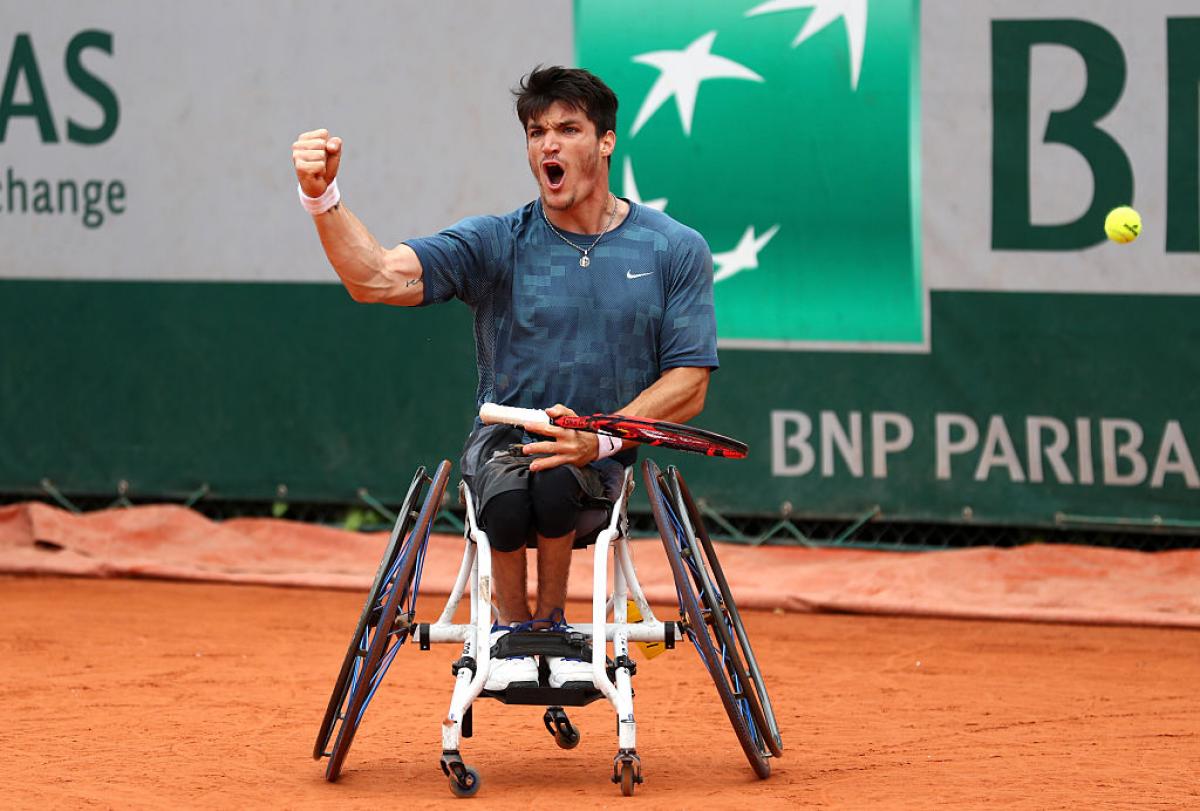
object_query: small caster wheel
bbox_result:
[611,749,643,797]
[555,727,581,750]
[619,762,636,796]
[448,766,480,798]
[543,706,580,750]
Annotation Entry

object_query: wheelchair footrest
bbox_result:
[481,684,605,707]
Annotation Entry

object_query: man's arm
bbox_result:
[292,129,424,306]
[616,366,710,423]
[522,366,712,472]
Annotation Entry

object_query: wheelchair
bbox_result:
[312,457,783,797]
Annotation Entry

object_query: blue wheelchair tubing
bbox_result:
[318,460,451,778]
[643,459,771,778]
[665,467,784,757]
[343,463,447,722]
[313,466,429,761]
[659,486,765,751]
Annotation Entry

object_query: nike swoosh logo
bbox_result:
[626,270,654,280]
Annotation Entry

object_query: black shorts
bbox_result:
[461,424,624,550]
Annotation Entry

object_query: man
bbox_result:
[292,66,717,691]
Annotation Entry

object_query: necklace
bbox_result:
[541,194,618,268]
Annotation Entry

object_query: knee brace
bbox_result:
[529,466,586,539]
[479,490,533,553]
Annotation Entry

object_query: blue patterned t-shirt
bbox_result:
[405,198,719,471]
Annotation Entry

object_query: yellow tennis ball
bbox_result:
[1104,206,1141,244]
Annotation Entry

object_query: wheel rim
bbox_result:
[313,465,427,762]
[643,459,771,779]
[316,460,452,780]
[668,467,784,758]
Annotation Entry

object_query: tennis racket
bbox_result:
[479,403,748,459]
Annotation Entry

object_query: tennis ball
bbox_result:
[1104,206,1141,244]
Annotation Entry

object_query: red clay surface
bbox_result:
[2,576,1198,809]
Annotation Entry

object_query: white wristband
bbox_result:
[297,178,340,215]
[596,433,624,460]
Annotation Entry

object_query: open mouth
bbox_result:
[543,161,565,190]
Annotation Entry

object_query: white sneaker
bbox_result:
[547,655,595,689]
[484,627,538,691]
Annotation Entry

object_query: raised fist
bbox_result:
[292,129,342,198]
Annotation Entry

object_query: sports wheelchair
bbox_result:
[312,458,782,797]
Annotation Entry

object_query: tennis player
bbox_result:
[293,66,717,691]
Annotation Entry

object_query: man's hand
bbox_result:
[522,404,600,472]
[292,128,342,198]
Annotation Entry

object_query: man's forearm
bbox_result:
[312,205,422,305]
[524,367,711,470]
[619,366,710,423]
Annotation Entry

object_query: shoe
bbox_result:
[484,626,538,691]
[547,654,594,689]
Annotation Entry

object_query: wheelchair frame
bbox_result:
[313,458,780,798]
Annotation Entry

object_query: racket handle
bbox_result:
[479,402,551,427]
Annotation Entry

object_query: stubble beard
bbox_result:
[542,191,576,212]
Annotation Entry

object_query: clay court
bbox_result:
[3,524,1198,808]
[4,2,1199,808]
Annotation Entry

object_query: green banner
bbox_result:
[577,0,924,349]
[0,279,480,504]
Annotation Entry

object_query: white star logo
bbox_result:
[621,157,668,212]
[630,31,764,137]
[712,224,780,283]
[746,0,868,90]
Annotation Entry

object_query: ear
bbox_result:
[600,129,616,156]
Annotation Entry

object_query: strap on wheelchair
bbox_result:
[492,630,594,661]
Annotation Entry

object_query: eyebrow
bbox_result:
[528,117,583,131]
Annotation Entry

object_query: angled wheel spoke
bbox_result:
[668,466,785,759]
[312,461,452,781]
[643,459,775,779]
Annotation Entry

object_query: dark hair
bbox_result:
[514,65,618,140]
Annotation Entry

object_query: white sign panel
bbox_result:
[923,0,1200,294]
[0,1,573,281]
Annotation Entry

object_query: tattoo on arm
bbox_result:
[405,278,420,287]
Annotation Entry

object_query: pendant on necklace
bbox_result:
[579,255,590,268]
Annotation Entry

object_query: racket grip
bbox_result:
[479,402,551,427]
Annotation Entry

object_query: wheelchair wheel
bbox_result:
[313,460,452,781]
[667,467,784,758]
[619,762,636,796]
[642,460,774,779]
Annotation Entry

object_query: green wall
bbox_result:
[2,279,1196,526]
